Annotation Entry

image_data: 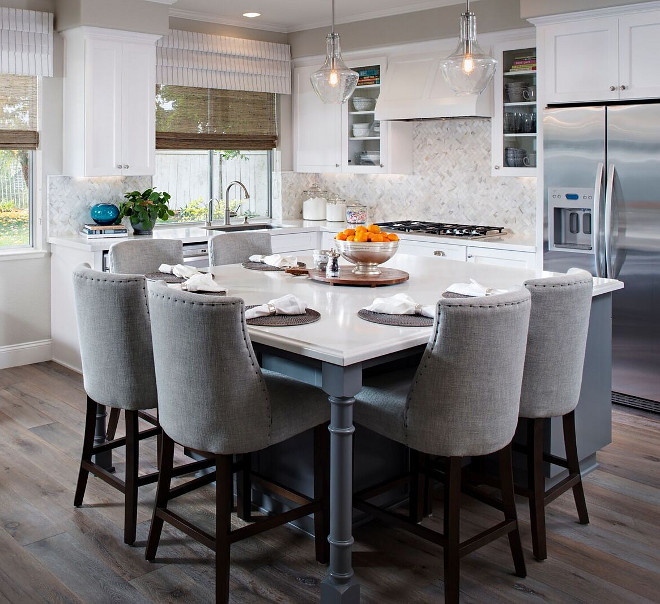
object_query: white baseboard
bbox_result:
[0,339,52,369]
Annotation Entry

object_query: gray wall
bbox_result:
[288,0,530,58]
[170,17,288,44]
[520,0,660,19]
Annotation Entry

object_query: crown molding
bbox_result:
[528,0,660,25]
[168,9,289,33]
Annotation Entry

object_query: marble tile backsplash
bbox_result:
[282,119,537,238]
[48,175,152,237]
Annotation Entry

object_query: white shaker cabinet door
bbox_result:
[543,17,619,104]
[84,38,123,176]
[619,10,660,100]
[466,246,536,269]
[293,65,342,173]
[120,41,156,176]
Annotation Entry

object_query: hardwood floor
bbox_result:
[0,361,658,603]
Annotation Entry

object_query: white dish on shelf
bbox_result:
[352,96,376,111]
[352,123,372,137]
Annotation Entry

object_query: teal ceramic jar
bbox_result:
[90,203,119,226]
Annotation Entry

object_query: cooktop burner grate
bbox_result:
[376,221,506,238]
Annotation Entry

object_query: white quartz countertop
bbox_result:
[48,219,537,253]
[200,254,621,367]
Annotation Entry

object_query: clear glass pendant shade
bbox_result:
[440,9,497,96]
[310,33,359,104]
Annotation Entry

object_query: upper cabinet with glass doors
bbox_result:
[293,58,412,174]
[491,40,537,176]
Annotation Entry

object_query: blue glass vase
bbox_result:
[90,203,120,226]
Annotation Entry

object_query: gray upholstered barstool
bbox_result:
[518,272,593,561]
[209,231,272,266]
[145,282,330,603]
[352,290,532,604]
[108,238,183,274]
[72,265,162,545]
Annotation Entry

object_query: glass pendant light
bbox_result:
[310,0,358,104]
[439,0,497,96]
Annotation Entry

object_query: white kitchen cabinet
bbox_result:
[63,27,160,177]
[398,239,467,261]
[466,246,536,269]
[293,58,412,174]
[491,39,537,176]
[540,8,660,104]
[270,231,320,253]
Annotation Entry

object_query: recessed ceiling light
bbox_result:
[243,12,261,18]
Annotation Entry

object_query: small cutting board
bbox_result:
[307,267,409,287]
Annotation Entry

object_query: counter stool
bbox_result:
[209,231,272,266]
[518,272,593,561]
[145,282,330,603]
[353,290,532,604]
[72,266,164,545]
[108,238,183,274]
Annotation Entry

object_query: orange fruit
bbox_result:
[367,224,381,234]
[355,232,369,242]
[346,235,355,241]
[344,228,356,237]
[336,232,347,241]
[355,225,368,233]
[387,233,399,241]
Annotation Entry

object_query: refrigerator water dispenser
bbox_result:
[548,187,594,253]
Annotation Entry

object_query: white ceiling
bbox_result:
[166,0,468,33]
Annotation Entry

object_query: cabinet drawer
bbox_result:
[399,239,466,261]
[271,232,319,253]
[466,246,536,269]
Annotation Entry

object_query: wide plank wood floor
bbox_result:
[0,361,658,603]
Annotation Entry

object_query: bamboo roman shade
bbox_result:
[156,85,277,150]
[0,74,38,149]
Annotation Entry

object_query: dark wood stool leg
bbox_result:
[499,444,527,577]
[236,453,252,522]
[106,407,121,440]
[124,410,139,546]
[563,410,589,525]
[314,422,330,564]
[74,397,98,507]
[216,455,233,604]
[444,457,462,604]
[528,417,547,561]
[409,450,427,523]
[145,432,175,561]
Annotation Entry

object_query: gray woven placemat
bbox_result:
[357,309,433,327]
[242,261,283,272]
[245,306,321,326]
[144,271,185,283]
[442,291,472,298]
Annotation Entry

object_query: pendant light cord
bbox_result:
[331,0,335,34]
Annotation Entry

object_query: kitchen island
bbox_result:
[200,253,620,603]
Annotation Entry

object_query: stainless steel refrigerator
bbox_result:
[544,103,660,409]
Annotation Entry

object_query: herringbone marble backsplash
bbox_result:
[281,119,536,239]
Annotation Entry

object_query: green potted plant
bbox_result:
[118,187,175,235]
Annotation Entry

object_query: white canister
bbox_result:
[302,184,327,221]
[326,193,346,222]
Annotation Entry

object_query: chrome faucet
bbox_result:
[206,198,218,227]
[224,181,250,226]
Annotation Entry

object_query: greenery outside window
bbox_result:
[0,75,37,249]
[155,85,276,223]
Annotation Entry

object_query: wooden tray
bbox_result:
[308,267,409,287]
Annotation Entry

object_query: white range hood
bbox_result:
[375,52,492,121]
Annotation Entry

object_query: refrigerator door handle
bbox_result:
[593,162,605,278]
[604,163,615,277]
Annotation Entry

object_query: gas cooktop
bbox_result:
[376,221,507,239]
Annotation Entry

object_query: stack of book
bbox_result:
[510,55,537,72]
[357,66,380,86]
[81,223,128,238]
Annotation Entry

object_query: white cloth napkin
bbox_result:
[245,294,307,320]
[180,273,226,293]
[248,254,298,269]
[363,293,435,318]
[445,279,508,297]
[158,263,200,279]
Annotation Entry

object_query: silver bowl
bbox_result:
[334,239,398,276]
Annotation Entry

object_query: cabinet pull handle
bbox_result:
[619,85,627,91]
[467,254,473,259]
[116,164,122,169]
[335,163,340,167]
[609,85,616,91]
[123,164,129,169]
[433,250,446,257]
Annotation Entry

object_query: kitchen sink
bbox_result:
[203,223,280,231]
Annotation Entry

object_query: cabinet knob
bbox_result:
[467,254,473,259]
[123,164,129,169]
[379,163,384,168]
[433,250,446,257]
[609,85,616,91]
[335,163,340,168]
[619,85,627,91]
[116,164,122,169]
[494,165,500,170]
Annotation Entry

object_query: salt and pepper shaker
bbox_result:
[326,249,340,278]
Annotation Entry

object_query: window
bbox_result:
[0,75,37,249]
[154,85,276,223]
